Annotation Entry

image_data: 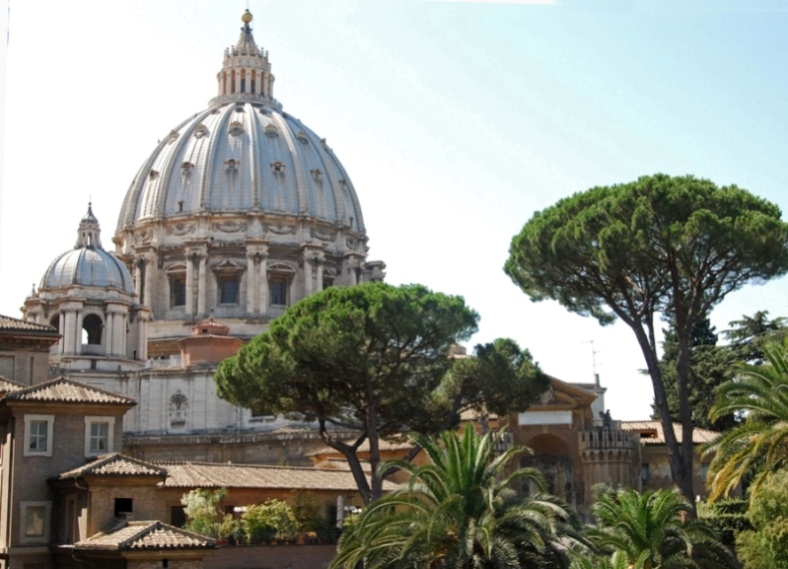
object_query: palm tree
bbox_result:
[330,424,583,569]
[587,487,735,569]
[704,342,788,500]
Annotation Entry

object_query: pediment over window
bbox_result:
[267,262,296,274]
[211,260,246,275]
[165,263,188,275]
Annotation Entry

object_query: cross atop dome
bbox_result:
[234,10,259,56]
[212,10,277,106]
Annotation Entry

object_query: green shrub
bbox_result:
[242,499,297,543]
[180,487,227,538]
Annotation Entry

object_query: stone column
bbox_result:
[106,311,115,356]
[315,252,325,292]
[62,307,78,355]
[137,308,151,361]
[138,252,158,310]
[185,253,195,318]
[197,253,207,317]
[134,257,143,300]
[302,252,313,297]
[57,312,65,354]
[107,304,126,357]
[259,253,269,312]
[74,307,83,354]
[246,252,258,315]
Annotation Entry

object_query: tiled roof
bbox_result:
[309,436,414,457]
[76,520,213,550]
[620,420,720,445]
[0,314,57,334]
[156,461,397,491]
[3,377,136,406]
[58,454,167,479]
[0,376,24,394]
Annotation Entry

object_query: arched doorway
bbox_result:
[521,434,575,506]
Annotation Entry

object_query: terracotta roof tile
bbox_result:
[0,314,58,334]
[309,436,414,457]
[0,375,24,394]
[77,520,213,550]
[156,461,397,492]
[4,377,136,406]
[620,420,719,445]
[58,454,167,479]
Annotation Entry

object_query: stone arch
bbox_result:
[526,433,571,456]
[521,434,575,505]
[82,314,103,346]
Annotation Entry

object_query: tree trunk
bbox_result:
[630,323,694,504]
[675,326,697,513]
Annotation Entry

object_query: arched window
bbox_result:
[49,314,59,332]
[82,314,103,345]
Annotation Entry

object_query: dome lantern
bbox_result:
[76,202,102,249]
[212,9,276,106]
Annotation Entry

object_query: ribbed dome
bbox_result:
[116,102,365,233]
[42,249,134,293]
[42,205,135,294]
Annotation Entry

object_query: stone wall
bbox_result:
[205,545,336,569]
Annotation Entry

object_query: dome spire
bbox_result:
[76,202,102,249]
[212,10,277,106]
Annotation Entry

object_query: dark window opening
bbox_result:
[641,463,650,482]
[171,506,186,527]
[240,79,246,93]
[171,277,186,307]
[83,314,103,345]
[269,278,288,306]
[219,278,240,304]
[114,498,133,516]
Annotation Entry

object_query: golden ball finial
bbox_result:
[242,10,253,23]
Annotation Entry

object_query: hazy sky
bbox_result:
[2,0,788,420]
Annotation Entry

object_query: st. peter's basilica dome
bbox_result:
[111,10,384,355]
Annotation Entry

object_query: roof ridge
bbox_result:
[58,453,167,479]
[6,376,136,405]
[151,459,329,471]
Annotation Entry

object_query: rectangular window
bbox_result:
[23,415,54,457]
[641,463,650,482]
[219,278,239,304]
[29,421,47,452]
[700,463,710,481]
[269,279,288,306]
[19,502,51,543]
[115,498,133,516]
[90,422,109,453]
[84,416,115,457]
[170,277,186,307]
[25,506,45,537]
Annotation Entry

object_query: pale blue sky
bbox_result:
[2,0,788,420]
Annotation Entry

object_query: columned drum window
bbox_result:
[269,278,288,306]
[267,263,295,307]
[219,277,240,304]
[171,277,186,307]
[165,263,187,309]
[212,260,246,307]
